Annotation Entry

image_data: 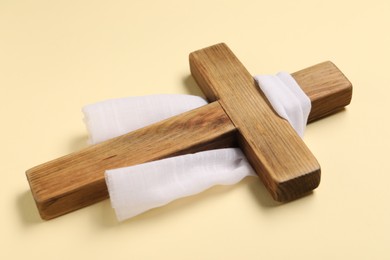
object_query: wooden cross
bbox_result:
[26,43,352,220]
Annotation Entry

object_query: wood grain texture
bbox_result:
[26,43,352,219]
[292,61,352,123]
[26,102,237,219]
[189,43,347,202]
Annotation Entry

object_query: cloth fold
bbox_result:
[106,148,255,221]
[82,73,310,221]
[254,72,311,137]
[83,94,208,144]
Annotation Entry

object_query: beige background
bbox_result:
[1,0,389,259]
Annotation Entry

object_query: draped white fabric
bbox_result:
[254,72,311,137]
[106,148,255,221]
[82,73,310,221]
[83,94,208,144]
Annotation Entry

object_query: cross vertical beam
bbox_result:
[190,43,327,201]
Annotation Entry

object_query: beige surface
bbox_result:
[1,0,389,259]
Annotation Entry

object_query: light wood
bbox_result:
[190,43,322,202]
[26,43,352,219]
[27,102,237,219]
[292,61,352,122]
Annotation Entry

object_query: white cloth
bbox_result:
[254,72,311,137]
[83,94,208,144]
[106,148,255,221]
[82,73,310,221]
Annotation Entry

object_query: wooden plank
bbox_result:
[189,43,351,201]
[26,102,237,219]
[292,61,352,122]
[26,45,352,219]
